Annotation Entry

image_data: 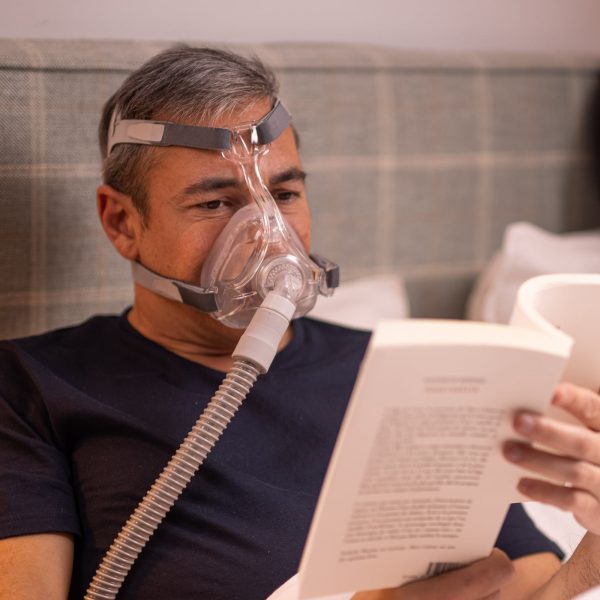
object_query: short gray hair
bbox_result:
[98,45,279,221]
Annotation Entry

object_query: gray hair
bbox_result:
[98,45,279,221]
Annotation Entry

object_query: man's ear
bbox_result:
[97,184,143,261]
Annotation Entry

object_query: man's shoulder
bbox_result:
[0,315,126,407]
[2,314,122,351]
[0,315,125,375]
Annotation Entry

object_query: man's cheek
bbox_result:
[300,222,312,252]
[284,212,311,251]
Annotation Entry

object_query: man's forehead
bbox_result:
[143,136,303,202]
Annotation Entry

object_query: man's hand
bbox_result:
[352,548,515,600]
[503,382,600,534]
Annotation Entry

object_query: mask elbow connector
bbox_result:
[260,259,305,303]
[232,291,296,373]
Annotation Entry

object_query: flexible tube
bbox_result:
[83,358,260,600]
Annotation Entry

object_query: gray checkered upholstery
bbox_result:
[1,39,599,337]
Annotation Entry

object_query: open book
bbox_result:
[298,274,600,599]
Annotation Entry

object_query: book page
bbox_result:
[298,320,570,599]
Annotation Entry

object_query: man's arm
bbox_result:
[0,533,73,600]
[501,553,561,600]
[531,533,600,600]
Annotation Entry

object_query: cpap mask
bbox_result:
[107,100,338,328]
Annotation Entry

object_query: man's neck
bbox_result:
[127,286,293,373]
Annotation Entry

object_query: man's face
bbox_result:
[134,98,311,290]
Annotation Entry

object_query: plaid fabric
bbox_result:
[1,39,599,337]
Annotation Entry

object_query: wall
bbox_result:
[3,0,600,56]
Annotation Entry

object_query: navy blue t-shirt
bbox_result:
[0,315,562,599]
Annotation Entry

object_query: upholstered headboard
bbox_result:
[1,39,599,338]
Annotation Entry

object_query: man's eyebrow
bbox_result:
[179,177,242,198]
[269,167,307,186]
[175,167,307,203]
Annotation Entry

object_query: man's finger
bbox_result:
[512,411,600,464]
[553,383,600,431]
[517,477,600,535]
[503,440,600,491]
[398,548,514,600]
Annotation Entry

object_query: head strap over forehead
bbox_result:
[106,99,291,156]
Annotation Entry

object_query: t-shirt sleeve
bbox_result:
[495,503,564,561]
[0,351,80,539]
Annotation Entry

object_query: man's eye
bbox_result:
[273,191,300,203]
[198,200,229,210]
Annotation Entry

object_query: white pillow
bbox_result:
[576,585,600,599]
[309,273,409,330]
[523,502,586,561]
[467,222,600,324]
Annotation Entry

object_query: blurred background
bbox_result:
[3,0,600,56]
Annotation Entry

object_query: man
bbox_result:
[0,45,586,599]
